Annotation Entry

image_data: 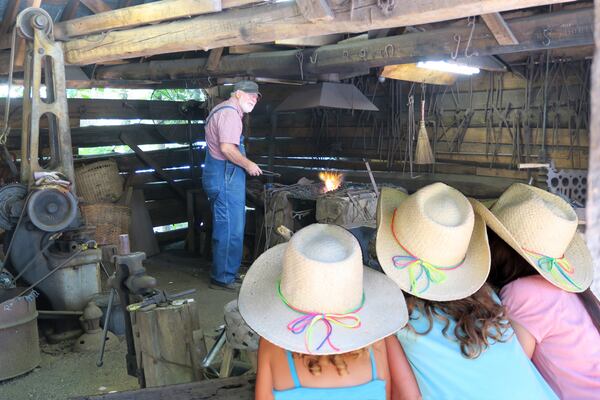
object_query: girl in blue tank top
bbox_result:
[375,185,557,399]
[238,224,410,400]
[387,285,558,399]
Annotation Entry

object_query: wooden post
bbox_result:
[132,301,201,387]
[587,0,600,297]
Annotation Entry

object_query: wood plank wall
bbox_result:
[0,60,589,238]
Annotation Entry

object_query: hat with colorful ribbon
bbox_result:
[238,223,408,355]
[376,183,490,301]
[470,183,592,292]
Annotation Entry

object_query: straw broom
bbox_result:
[415,96,434,165]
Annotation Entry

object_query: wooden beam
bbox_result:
[276,34,343,47]
[94,8,593,82]
[120,134,187,201]
[54,0,224,40]
[588,0,600,296]
[205,47,224,72]
[0,98,207,121]
[80,0,112,14]
[61,0,81,22]
[0,0,22,34]
[229,44,276,54]
[295,0,334,22]
[4,123,204,150]
[481,12,519,45]
[118,0,135,8]
[61,0,577,65]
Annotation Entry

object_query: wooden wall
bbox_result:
[0,59,589,242]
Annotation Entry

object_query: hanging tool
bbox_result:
[362,158,379,196]
[415,84,434,165]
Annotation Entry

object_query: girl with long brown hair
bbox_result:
[477,183,600,399]
[376,184,557,399]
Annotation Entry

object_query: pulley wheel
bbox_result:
[0,184,27,231]
[16,7,52,40]
[27,189,77,232]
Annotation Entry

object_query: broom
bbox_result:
[415,94,434,165]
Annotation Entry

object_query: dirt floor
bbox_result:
[0,248,237,400]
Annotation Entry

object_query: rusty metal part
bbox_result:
[117,234,131,256]
[18,7,75,190]
[0,289,41,381]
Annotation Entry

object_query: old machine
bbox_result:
[0,7,103,380]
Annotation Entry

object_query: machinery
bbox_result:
[0,7,101,312]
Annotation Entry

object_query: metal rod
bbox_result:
[17,248,84,297]
[541,50,550,161]
[118,234,130,256]
[202,325,227,369]
[38,310,84,316]
[363,159,379,196]
[96,288,115,367]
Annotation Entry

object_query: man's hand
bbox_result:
[220,143,262,176]
[245,161,262,176]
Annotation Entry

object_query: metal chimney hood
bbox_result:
[275,82,379,112]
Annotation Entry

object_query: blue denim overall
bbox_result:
[202,106,246,285]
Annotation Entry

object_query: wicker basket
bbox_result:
[81,203,130,246]
[75,160,124,203]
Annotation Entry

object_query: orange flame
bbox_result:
[319,171,343,193]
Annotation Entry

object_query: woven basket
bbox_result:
[81,203,130,246]
[75,160,123,203]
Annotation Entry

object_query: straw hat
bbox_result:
[470,183,593,292]
[238,224,408,355]
[376,183,490,301]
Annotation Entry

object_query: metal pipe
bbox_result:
[96,288,115,367]
[117,234,130,256]
[541,50,550,161]
[38,310,83,316]
[202,325,227,369]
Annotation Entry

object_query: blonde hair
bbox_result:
[293,348,367,376]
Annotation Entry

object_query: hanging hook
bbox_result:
[542,28,552,47]
[464,16,479,58]
[450,34,461,60]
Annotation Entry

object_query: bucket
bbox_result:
[0,289,41,381]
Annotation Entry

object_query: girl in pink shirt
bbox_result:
[472,184,600,399]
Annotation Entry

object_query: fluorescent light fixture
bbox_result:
[417,61,480,75]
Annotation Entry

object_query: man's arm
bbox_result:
[220,143,262,176]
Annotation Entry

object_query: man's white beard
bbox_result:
[240,101,255,113]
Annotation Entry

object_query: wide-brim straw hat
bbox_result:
[376,183,490,301]
[470,183,593,292]
[239,224,408,355]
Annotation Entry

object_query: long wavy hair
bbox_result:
[487,228,600,335]
[293,348,367,376]
[406,283,511,359]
